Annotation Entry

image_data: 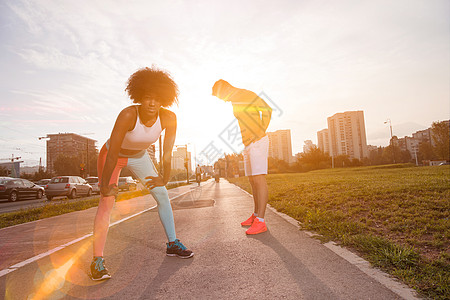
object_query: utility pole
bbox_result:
[384,119,396,164]
[185,144,189,184]
[38,135,49,172]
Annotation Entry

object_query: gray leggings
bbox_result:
[98,144,176,242]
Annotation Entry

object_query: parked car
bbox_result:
[0,177,45,202]
[35,178,51,187]
[85,176,100,194]
[118,176,137,191]
[45,176,93,200]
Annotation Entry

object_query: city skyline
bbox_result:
[0,0,449,167]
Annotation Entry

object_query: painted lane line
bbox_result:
[0,188,194,278]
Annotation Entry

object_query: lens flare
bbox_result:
[30,241,90,300]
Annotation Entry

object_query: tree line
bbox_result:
[214,121,449,175]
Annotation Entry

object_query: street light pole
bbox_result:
[185,144,189,184]
[86,140,89,177]
[384,119,396,164]
[38,136,49,173]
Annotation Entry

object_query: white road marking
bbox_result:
[0,187,194,278]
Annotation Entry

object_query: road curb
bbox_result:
[231,181,420,300]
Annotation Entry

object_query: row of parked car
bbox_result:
[0,176,138,202]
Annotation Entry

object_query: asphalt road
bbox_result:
[0,179,418,299]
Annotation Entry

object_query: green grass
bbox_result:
[0,181,191,229]
[229,165,450,299]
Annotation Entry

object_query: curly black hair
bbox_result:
[125,66,179,107]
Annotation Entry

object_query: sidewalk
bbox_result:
[0,179,419,299]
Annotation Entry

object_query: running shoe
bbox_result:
[246,218,267,235]
[90,257,111,281]
[241,214,256,226]
[166,239,194,258]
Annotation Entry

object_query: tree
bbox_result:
[32,169,54,181]
[53,154,81,176]
[297,145,331,171]
[382,144,407,164]
[431,121,450,161]
[268,157,291,174]
[418,141,436,162]
[0,166,9,176]
[87,154,99,177]
[367,146,387,165]
[224,153,242,177]
[333,154,351,168]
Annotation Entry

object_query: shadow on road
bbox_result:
[247,231,338,299]
[142,256,194,298]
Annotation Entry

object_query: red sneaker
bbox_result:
[246,218,267,235]
[241,214,256,226]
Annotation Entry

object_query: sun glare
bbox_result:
[30,240,91,300]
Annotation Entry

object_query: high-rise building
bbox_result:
[400,120,449,159]
[267,129,293,163]
[395,136,420,160]
[412,128,433,147]
[317,129,330,154]
[46,133,97,173]
[172,146,192,172]
[326,111,368,160]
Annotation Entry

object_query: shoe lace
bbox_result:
[173,239,187,251]
[95,258,105,271]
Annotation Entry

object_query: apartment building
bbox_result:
[172,146,192,172]
[317,129,330,154]
[46,133,97,173]
[394,136,420,159]
[397,120,449,159]
[318,111,368,160]
[267,129,293,163]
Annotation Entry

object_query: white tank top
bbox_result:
[120,106,163,150]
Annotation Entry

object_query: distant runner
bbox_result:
[91,67,194,281]
[212,80,272,235]
[195,164,202,186]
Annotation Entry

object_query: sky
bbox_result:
[0,0,449,167]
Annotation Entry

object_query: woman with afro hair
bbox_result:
[90,67,193,281]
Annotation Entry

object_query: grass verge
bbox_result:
[0,181,191,229]
[229,165,450,299]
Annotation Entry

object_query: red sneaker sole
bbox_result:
[246,227,267,235]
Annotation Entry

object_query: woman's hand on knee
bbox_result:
[101,184,118,197]
[145,176,165,190]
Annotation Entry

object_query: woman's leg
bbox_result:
[93,196,115,256]
[93,145,128,256]
[127,153,176,242]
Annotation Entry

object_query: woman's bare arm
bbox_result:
[161,111,177,184]
[145,109,177,189]
[100,107,135,196]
